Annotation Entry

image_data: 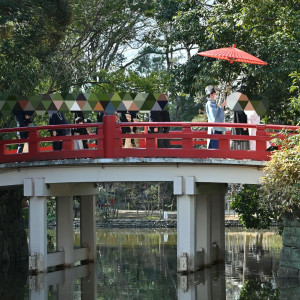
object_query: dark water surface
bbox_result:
[2,228,298,299]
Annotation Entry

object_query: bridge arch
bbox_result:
[0,157,265,272]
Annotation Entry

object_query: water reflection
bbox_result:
[225,230,282,299]
[95,229,178,299]
[178,265,226,299]
[1,228,295,299]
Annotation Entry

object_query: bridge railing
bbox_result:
[0,114,298,164]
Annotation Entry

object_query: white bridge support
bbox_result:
[1,158,264,275]
[57,196,74,267]
[175,177,226,273]
[25,178,98,273]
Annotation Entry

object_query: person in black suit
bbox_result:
[49,112,69,151]
[13,111,34,153]
[149,110,170,148]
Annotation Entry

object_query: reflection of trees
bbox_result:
[225,231,281,297]
[96,229,177,299]
[239,278,279,300]
[0,262,28,299]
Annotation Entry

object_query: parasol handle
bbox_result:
[223,64,232,107]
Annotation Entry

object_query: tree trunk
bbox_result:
[0,189,28,264]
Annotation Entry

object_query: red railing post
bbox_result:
[182,125,193,149]
[219,131,231,150]
[256,125,267,151]
[103,114,116,158]
[28,126,39,155]
[0,140,4,160]
[62,126,73,151]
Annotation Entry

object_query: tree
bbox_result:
[0,0,72,95]
[170,0,300,124]
[239,278,279,300]
[42,0,157,93]
[259,130,300,217]
[90,68,171,94]
[230,129,300,230]
[230,184,277,230]
[1,0,299,125]
[286,71,300,126]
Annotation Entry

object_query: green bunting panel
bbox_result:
[0,93,168,116]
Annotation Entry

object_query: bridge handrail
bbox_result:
[0,115,299,164]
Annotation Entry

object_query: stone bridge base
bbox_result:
[278,213,300,280]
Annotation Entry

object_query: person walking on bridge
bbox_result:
[49,112,69,151]
[13,110,34,153]
[205,85,227,149]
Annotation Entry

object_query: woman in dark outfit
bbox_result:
[149,110,170,148]
[230,110,250,150]
[49,112,69,151]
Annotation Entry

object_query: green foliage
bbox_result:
[47,197,56,222]
[287,71,300,125]
[0,0,72,95]
[171,0,300,124]
[219,130,299,231]
[239,278,279,300]
[47,230,56,253]
[169,94,201,121]
[259,130,300,217]
[91,69,171,94]
[43,0,157,93]
[230,184,278,230]
[1,0,299,124]
[98,182,175,216]
[95,230,177,299]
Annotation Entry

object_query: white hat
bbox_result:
[205,85,216,96]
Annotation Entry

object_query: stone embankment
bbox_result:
[94,218,245,228]
[91,210,243,228]
[53,210,281,229]
[96,218,177,228]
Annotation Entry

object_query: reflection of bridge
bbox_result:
[0,116,298,275]
[28,246,226,300]
[27,230,282,300]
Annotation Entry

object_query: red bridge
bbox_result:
[0,115,298,276]
[0,115,298,164]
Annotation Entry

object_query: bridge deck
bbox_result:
[0,157,266,187]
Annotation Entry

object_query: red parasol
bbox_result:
[198,44,267,100]
[197,44,267,65]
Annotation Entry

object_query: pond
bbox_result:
[1,227,297,299]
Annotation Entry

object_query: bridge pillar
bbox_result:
[196,183,226,266]
[80,195,96,261]
[25,178,48,272]
[28,195,48,272]
[25,179,98,272]
[57,196,74,267]
[174,177,226,273]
